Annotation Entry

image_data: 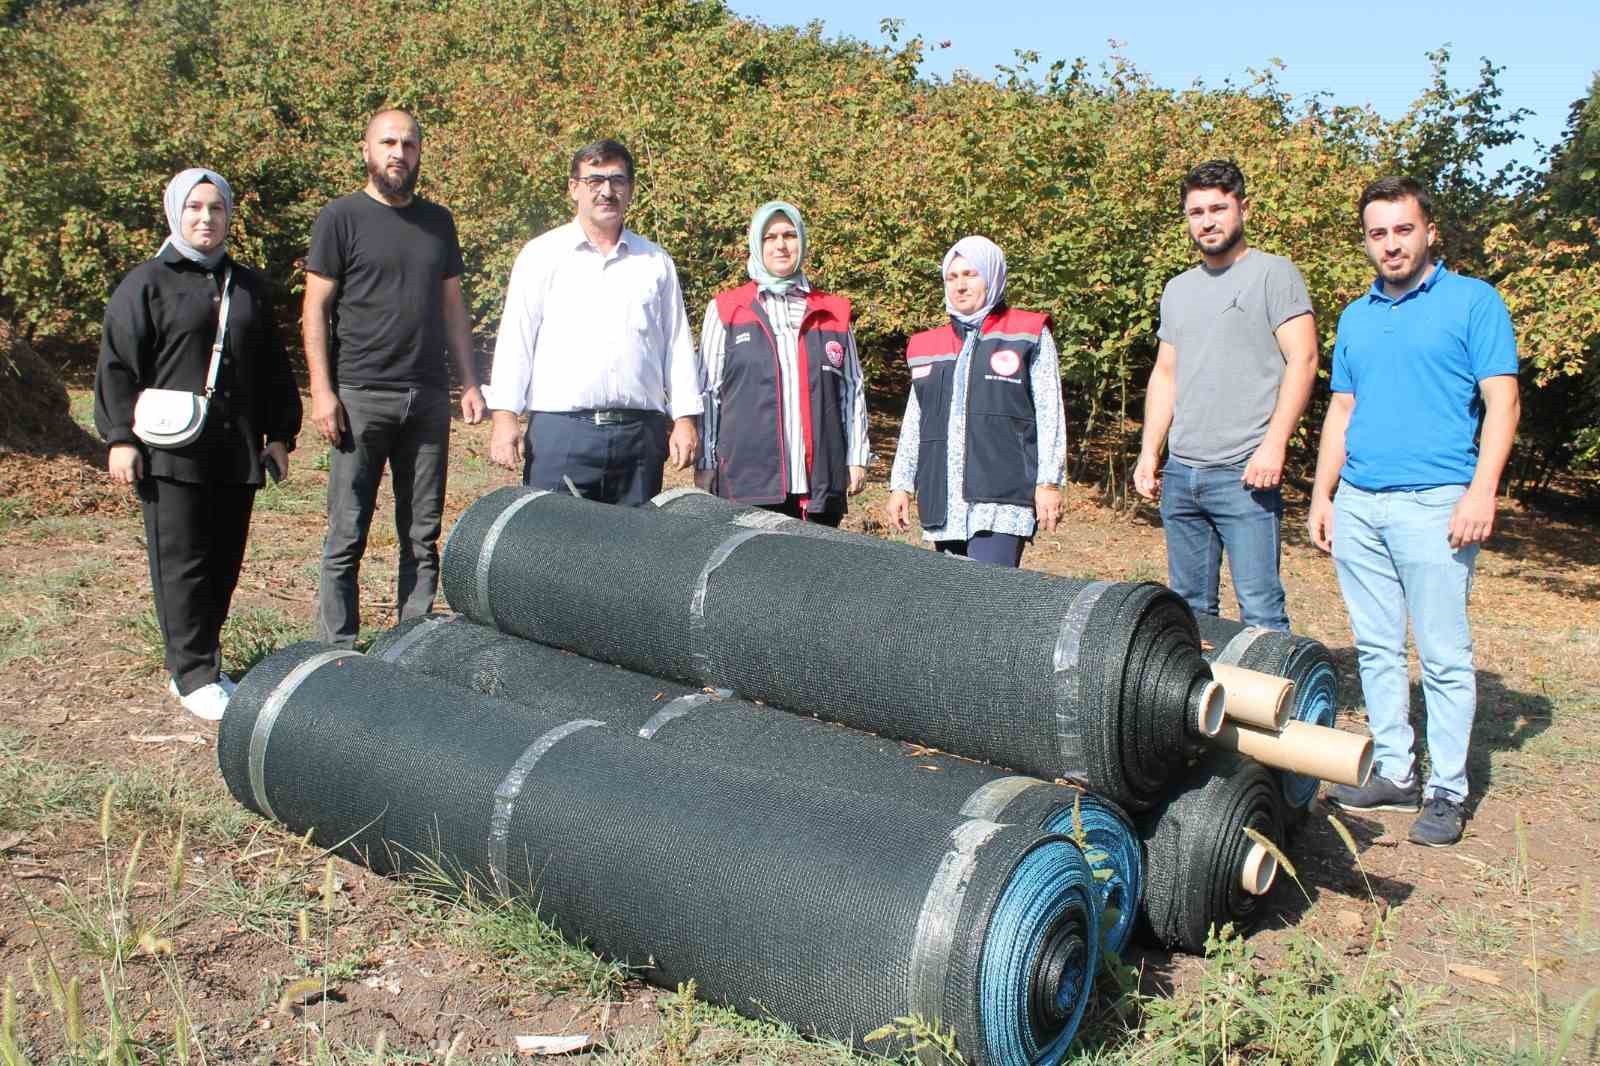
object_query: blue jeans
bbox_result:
[1332,482,1478,801]
[1160,458,1288,631]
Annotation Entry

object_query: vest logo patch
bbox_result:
[734,331,752,345]
[989,349,1022,377]
[824,340,845,368]
[912,365,933,379]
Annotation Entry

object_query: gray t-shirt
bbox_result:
[1157,250,1313,467]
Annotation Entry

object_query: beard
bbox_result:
[1192,223,1244,258]
[368,157,419,199]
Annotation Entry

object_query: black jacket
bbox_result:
[94,245,301,484]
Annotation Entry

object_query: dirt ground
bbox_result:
[1,387,1597,1063]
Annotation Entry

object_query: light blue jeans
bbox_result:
[1160,458,1289,631]
[1332,481,1479,801]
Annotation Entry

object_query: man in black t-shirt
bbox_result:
[303,108,486,647]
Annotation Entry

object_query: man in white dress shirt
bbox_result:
[485,139,702,505]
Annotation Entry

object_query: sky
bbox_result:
[726,0,1596,174]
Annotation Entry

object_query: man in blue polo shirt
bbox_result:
[1307,176,1520,847]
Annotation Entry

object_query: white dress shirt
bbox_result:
[698,276,870,494]
[484,221,703,419]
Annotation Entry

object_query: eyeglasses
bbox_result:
[575,173,632,192]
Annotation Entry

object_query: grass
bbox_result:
[124,602,308,678]
[0,558,112,667]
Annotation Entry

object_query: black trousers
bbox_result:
[761,494,844,527]
[524,411,668,507]
[139,476,256,694]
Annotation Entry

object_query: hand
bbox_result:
[460,385,487,425]
[667,416,699,471]
[108,443,143,485]
[1307,494,1335,553]
[847,465,867,496]
[1133,452,1162,500]
[263,440,290,482]
[311,388,346,446]
[1242,439,1287,490]
[885,490,913,532]
[1034,484,1063,533]
[489,410,524,472]
[1448,487,1498,549]
[693,467,717,492]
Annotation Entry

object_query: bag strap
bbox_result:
[203,264,233,397]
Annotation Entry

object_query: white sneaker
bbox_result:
[178,682,230,722]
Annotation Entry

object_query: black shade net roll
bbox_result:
[218,642,1102,1064]
[1134,751,1287,954]
[371,614,1146,960]
[440,489,1218,810]
[1195,614,1341,812]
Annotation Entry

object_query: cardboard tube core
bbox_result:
[1239,842,1279,896]
[1210,720,1374,786]
[1189,679,1225,737]
[1210,663,1294,730]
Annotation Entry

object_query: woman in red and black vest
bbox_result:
[696,201,869,525]
[885,236,1067,567]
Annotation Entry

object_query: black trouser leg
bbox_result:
[140,477,256,695]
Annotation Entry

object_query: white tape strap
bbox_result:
[376,615,453,665]
[1214,626,1272,666]
[474,491,550,624]
[731,510,797,531]
[1051,581,1114,773]
[959,776,1047,821]
[637,692,719,739]
[906,818,1006,1052]
[248,649,356,823]
[650,486,709,509]
[688,527,775,680]
[487,718,603,895]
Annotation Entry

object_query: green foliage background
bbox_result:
[1,0,1596,494]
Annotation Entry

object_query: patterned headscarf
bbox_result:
[161,167,234,270]
[942,235,1007,328]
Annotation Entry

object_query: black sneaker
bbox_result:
[1408,795,1466,847]
[1324,774,1421,812]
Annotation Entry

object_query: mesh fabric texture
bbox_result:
[219,642,1099,1063]
[441,491,1210,809]
[1134,751,1286,953]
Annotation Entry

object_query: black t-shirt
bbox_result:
[305,192,465,388]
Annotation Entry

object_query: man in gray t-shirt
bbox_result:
[1133,160,1318,631]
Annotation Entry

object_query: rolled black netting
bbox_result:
[218,643,1101,1064]
[1196,614,1341,811]
[1135,751,1287,954]
[650,487,907,550]
[371,614,1146,960]
[440,489,1219,810]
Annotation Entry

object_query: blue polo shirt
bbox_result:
[1330,263,1518,491]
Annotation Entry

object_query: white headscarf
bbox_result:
[941,235,1007,329]
[160,167,234,270]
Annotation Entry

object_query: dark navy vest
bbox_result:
[713,282,852,512]
[905,307,1049,528]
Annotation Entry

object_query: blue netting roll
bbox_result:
[370,614,1145,963]
[1195,615,1341,811]
[219,642,1103,1064]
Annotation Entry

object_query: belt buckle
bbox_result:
[592,409,622,426]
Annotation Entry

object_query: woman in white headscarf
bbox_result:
[885,235,1067,567]
[696,200,869,525]
[94,168,302,720]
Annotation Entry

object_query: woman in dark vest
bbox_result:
[94,168,302,720]
[885,235,1067,567]
[695,200,868,525]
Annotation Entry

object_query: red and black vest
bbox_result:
[712,282,853,512]
[905,307,1050,528]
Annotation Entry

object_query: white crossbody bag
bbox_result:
[132,264,233,448]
